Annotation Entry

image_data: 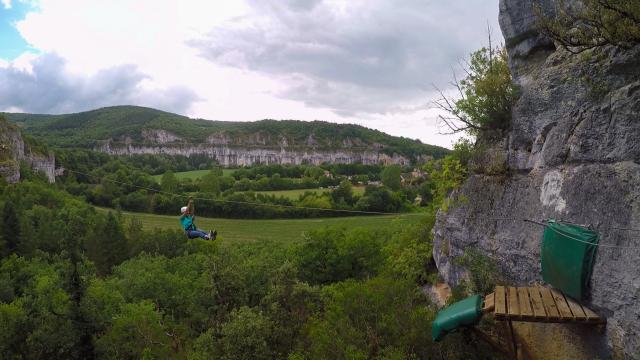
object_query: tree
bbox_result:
[536,0,640,53]
[95,301,172,359]
[88,212,128,276]
[434,44,518,137]
[331,180,354,206]
[199,170,221,194]
[299,277,433,359]
[0,200,19,256]
[218,307,272,360]
[381,165,402,191]
[160,171,178,193]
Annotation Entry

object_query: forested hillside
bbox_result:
[5,106,449,162]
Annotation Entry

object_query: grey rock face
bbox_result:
[95,140,412,167]
[434,0,640,357]
[0,122,56,183]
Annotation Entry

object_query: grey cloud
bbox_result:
[0,53,200,114]
[191,0,501,116]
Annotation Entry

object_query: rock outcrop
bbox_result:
[0,119,56,183]
[95,137,413,167]
[433,0,640,357]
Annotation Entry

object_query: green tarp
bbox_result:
[431,295,482,342]
[541,220,599,300]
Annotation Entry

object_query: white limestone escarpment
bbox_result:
[94,132,415,167]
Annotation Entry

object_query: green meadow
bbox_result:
[106,208,424,244]
[152,169,236,181]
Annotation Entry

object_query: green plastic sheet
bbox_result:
[541,220,599,300]
[431,294,482,342]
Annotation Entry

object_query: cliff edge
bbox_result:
[433,0,640,357]
[0,118,56,183]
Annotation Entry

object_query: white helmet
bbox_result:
[180,206,188,214]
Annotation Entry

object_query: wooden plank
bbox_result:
[539,287,560,319]
[550,289,574,320]
[495,286,507,316]
[483,293,495,313]
[581,305,604,323]
[527,287,547,319]
[564,294,588,321]
[508,287,520,318]
[517,287,534,318]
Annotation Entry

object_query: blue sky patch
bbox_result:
[0,1,37,60]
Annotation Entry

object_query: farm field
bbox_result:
[103,208,424,243]
[251,186,366,200]
[152,169,235,181]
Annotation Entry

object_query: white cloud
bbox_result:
[1,0,11,9]
[6,0,501,148]
[0,53,199,114]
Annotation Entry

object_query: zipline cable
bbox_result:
[62,168,640,248]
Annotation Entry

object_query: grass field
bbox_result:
[106,209,424,244]
[251,186,365,200]
[152,169,235,181]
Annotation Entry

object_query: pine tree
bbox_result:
[89,212,127,276]
[1,200,20,256]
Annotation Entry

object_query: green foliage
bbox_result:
[87,212,127,276]
[1,200,20,257]
[435,46,518,137]
[95,301,172,359]
[381,165,402,191]
[331,179,354,207]
[454,248,500,295]
[383,216,436,284]
[424,156,468,212]
[198,170,221,194]
[0,169,499,358]
[218,307,273,360]
[298,277,434,359]
[297,227,385,285]
[355,186,404,213]
[160,171,179,193]
[536,0,640,53]
[57,149,420,219]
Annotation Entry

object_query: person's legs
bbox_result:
[187,229,209,239]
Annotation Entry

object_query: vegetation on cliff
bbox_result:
[536,0,640,53]
[435,45,518,138]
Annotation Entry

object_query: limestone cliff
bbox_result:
[93,126,421,166]
[432,0,640,358]
[95,137,414,167]
[0,119,56,183]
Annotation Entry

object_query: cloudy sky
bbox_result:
[0,0,501,148]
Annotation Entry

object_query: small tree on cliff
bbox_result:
[535,0,640,54]
[434,43,518,138]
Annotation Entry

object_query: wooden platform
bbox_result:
[482,286,605,324]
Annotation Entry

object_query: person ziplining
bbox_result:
[180,198,217,240]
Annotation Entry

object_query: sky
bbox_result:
[0,0,502,148]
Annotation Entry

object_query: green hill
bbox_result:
[4,106,449,161]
